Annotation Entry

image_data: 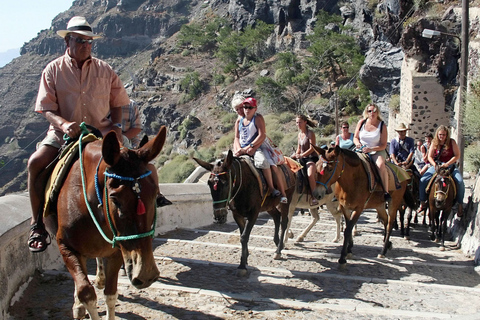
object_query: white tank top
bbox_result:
[239,115,258,148]
[359,121,382,147]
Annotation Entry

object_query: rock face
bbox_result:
[0,0,460,194]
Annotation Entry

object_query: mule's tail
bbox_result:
[403,184,417,210]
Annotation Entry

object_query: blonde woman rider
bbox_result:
[354,103,391,202]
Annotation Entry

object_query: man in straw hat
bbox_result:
[389,122,416,171]
[26,16,131,252]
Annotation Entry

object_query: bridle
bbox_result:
[316,153,345,192]
[210,158,242,210]
[433,174,455,201]
[78,132,157,248]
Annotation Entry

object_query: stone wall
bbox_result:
[0,183,228,318]
[389,57,448,141]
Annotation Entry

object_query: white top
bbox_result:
[239,115,258,148]
[359,121,382,147]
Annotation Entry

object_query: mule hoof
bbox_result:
[404,236,410,241]
[440,246,445,251]
[346,253,353,260]
[295,237,304,243]
[332,237,340,243]
[338,262,347,270]
[235,268,248,277]
[377,254,385,259]
[434,239,440,243]
[273,253,282,260]
[288,232,294,239]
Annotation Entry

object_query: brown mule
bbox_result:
[50,127,166,319]
[312,145,415,266]
[194,151,296,276]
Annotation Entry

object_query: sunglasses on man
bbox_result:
[70,36,94,44]
[243,106,255,110]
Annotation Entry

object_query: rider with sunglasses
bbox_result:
[354,104,391,202]
[27,16,131,253]
[233,97,288,203]
[335,121,355,150]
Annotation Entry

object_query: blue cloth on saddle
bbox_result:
[357,153,404,192]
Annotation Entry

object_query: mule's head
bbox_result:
[311,145,341,200]
[193,151,233,224]
[433,165,454,209]
[101,126,167,289]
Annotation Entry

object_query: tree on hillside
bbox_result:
[177,17,229,55]
[216,20,274,78]
[256,10,365,113]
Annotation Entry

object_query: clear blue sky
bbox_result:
[0,0,73,52]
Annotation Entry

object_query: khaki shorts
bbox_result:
[254,143,276,169]
[37,135,62,150]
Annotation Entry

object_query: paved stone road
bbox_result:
[7,206,480,319]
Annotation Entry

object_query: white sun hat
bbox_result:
[56,16,102,39]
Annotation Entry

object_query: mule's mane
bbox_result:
[336,148,361,167]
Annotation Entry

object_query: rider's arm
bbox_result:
[233,118,245,156]
[249,114,267,152]
[443,139,460,168]
[427,144,436,166]
[301,130,317,158]
[44,110,79,138]
[353,120,363,148]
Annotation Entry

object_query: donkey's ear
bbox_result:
[450,165,456,175]
[312,144,325,158]
[102,131,121,166]
[225,150,233,168]
[193,157,214,172]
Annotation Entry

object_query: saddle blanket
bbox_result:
[239,155,294,199]
[43,134,99,217]
[357,153,410,192]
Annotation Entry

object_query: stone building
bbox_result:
[388,57,451,142]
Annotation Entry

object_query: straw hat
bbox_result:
[57,16,102,39]
[395,123,410,131]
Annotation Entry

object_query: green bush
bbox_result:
[193,146,216,163]
[216,132,235,151]
[158,155,197,183]
[321,124,335,136]
[464,141,480,174]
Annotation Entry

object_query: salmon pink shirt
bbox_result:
[35,51,130,143]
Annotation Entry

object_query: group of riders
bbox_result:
[232,96,464,221]
[26,15,463,255]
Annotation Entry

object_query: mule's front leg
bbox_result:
[234,213,255,276]
[274,207,289,260]
[103,252,123,320]
[59,244,100,320]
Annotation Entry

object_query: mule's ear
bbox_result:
[193,157,214,172]
[450,165,455,175]
[312,144,325,158]
[102,131,121,166]
[138,126,166,162]
[139,135,149,148]
[334,145,341,156]
[225,150,233,168]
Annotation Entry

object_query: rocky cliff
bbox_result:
[0,0,464,194]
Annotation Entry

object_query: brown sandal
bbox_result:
[27,224,51,253]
